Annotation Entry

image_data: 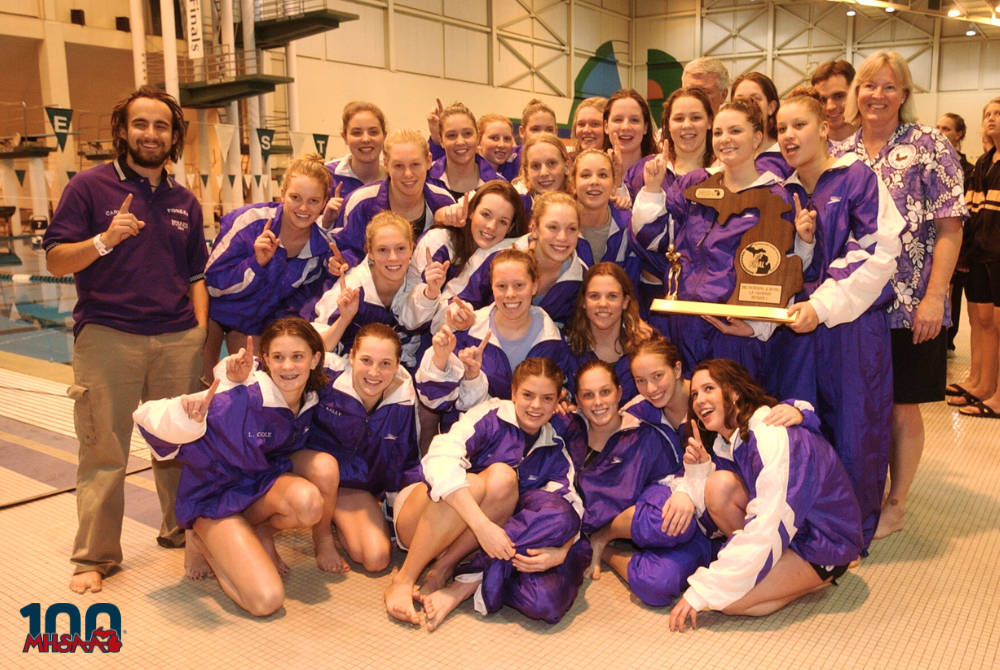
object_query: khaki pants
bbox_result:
[69,323,205,575]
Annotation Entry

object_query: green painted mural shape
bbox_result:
[645,49,684,128]
[568,43,684,131]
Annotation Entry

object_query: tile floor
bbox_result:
[0,328,997,669]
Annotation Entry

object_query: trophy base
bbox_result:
[651,299,795,324]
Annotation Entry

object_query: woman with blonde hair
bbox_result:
[572,149,640,282]
[833,50,967,541]
[477,113,520,181]
[204,153,333,364]
[312,211,422,369]
[570,97,607,157]
[516,132,573,219]
[333,129,456,267]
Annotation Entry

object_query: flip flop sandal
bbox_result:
[946,383,970,397]
[947,390,981,407]
[959,401,1000,418]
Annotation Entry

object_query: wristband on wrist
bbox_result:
[93,234,112,256]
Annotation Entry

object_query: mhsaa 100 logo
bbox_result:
[20,603,122,653]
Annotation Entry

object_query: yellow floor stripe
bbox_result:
[0,428,158,493]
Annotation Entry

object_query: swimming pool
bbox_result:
[0,240,75,364]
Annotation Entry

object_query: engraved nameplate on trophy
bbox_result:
[651,172,802,324]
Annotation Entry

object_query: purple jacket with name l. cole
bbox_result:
[134,370,318,529]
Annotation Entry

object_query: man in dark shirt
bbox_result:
[812,59,859,144]
[43,88,209,594]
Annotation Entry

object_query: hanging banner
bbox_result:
[44,107,74,151]
[214,124,236,164]
[289,131,311,158]
[15,170,25,186]
[228,175,236,187]
[313,134,329,159]
[215,174,224,188]
[256,128,276,165]
[186,172,197,189]
[201,174,209,187]
[243,174,252,188]
[66,171,77,181]
[44,169,56,187]
[186,0,204,59]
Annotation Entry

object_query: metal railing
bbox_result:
[0,102,115,170]
[0,103,48,142]
[256,0,328,21]
[147,45,263,86]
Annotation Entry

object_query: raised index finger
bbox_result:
[690,418,702,445]
[202,377,221,409]
[334,182,343,198]
[478,329,492,353]
[262,218,273,234]
[119,193,132,215]
[792,193,803,216]
[329,240,344,262]
[244,336,254,360]
[426,246,434,266]
[436,98,444,114]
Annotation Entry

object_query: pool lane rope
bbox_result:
[0,274,75,285]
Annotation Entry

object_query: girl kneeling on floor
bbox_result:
[221,319,421,576]
[668,359,864,631]
[134,317,332,617]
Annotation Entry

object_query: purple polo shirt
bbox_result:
[43,158,208,338]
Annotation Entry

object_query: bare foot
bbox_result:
[385,579,420,625]
[848,558,862,569]
[874,498,905,540]
[423,579,479,631]
[585,538,607,579]
[69,571,103,594]
[255,525,290,576]
[315,534,350,574]
[185,530,215,579]
[415,560,453,597]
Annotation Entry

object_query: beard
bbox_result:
[126,140,171,169]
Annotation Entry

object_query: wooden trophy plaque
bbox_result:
[651,172,801,323]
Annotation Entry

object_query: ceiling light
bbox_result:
[886,6,895,12]
[966,25,977,36]
[847,9,857,16]
[948,9,962,17]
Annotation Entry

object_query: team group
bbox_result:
[43,47,1000,632]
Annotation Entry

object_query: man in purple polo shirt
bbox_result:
[43,88,208,594]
